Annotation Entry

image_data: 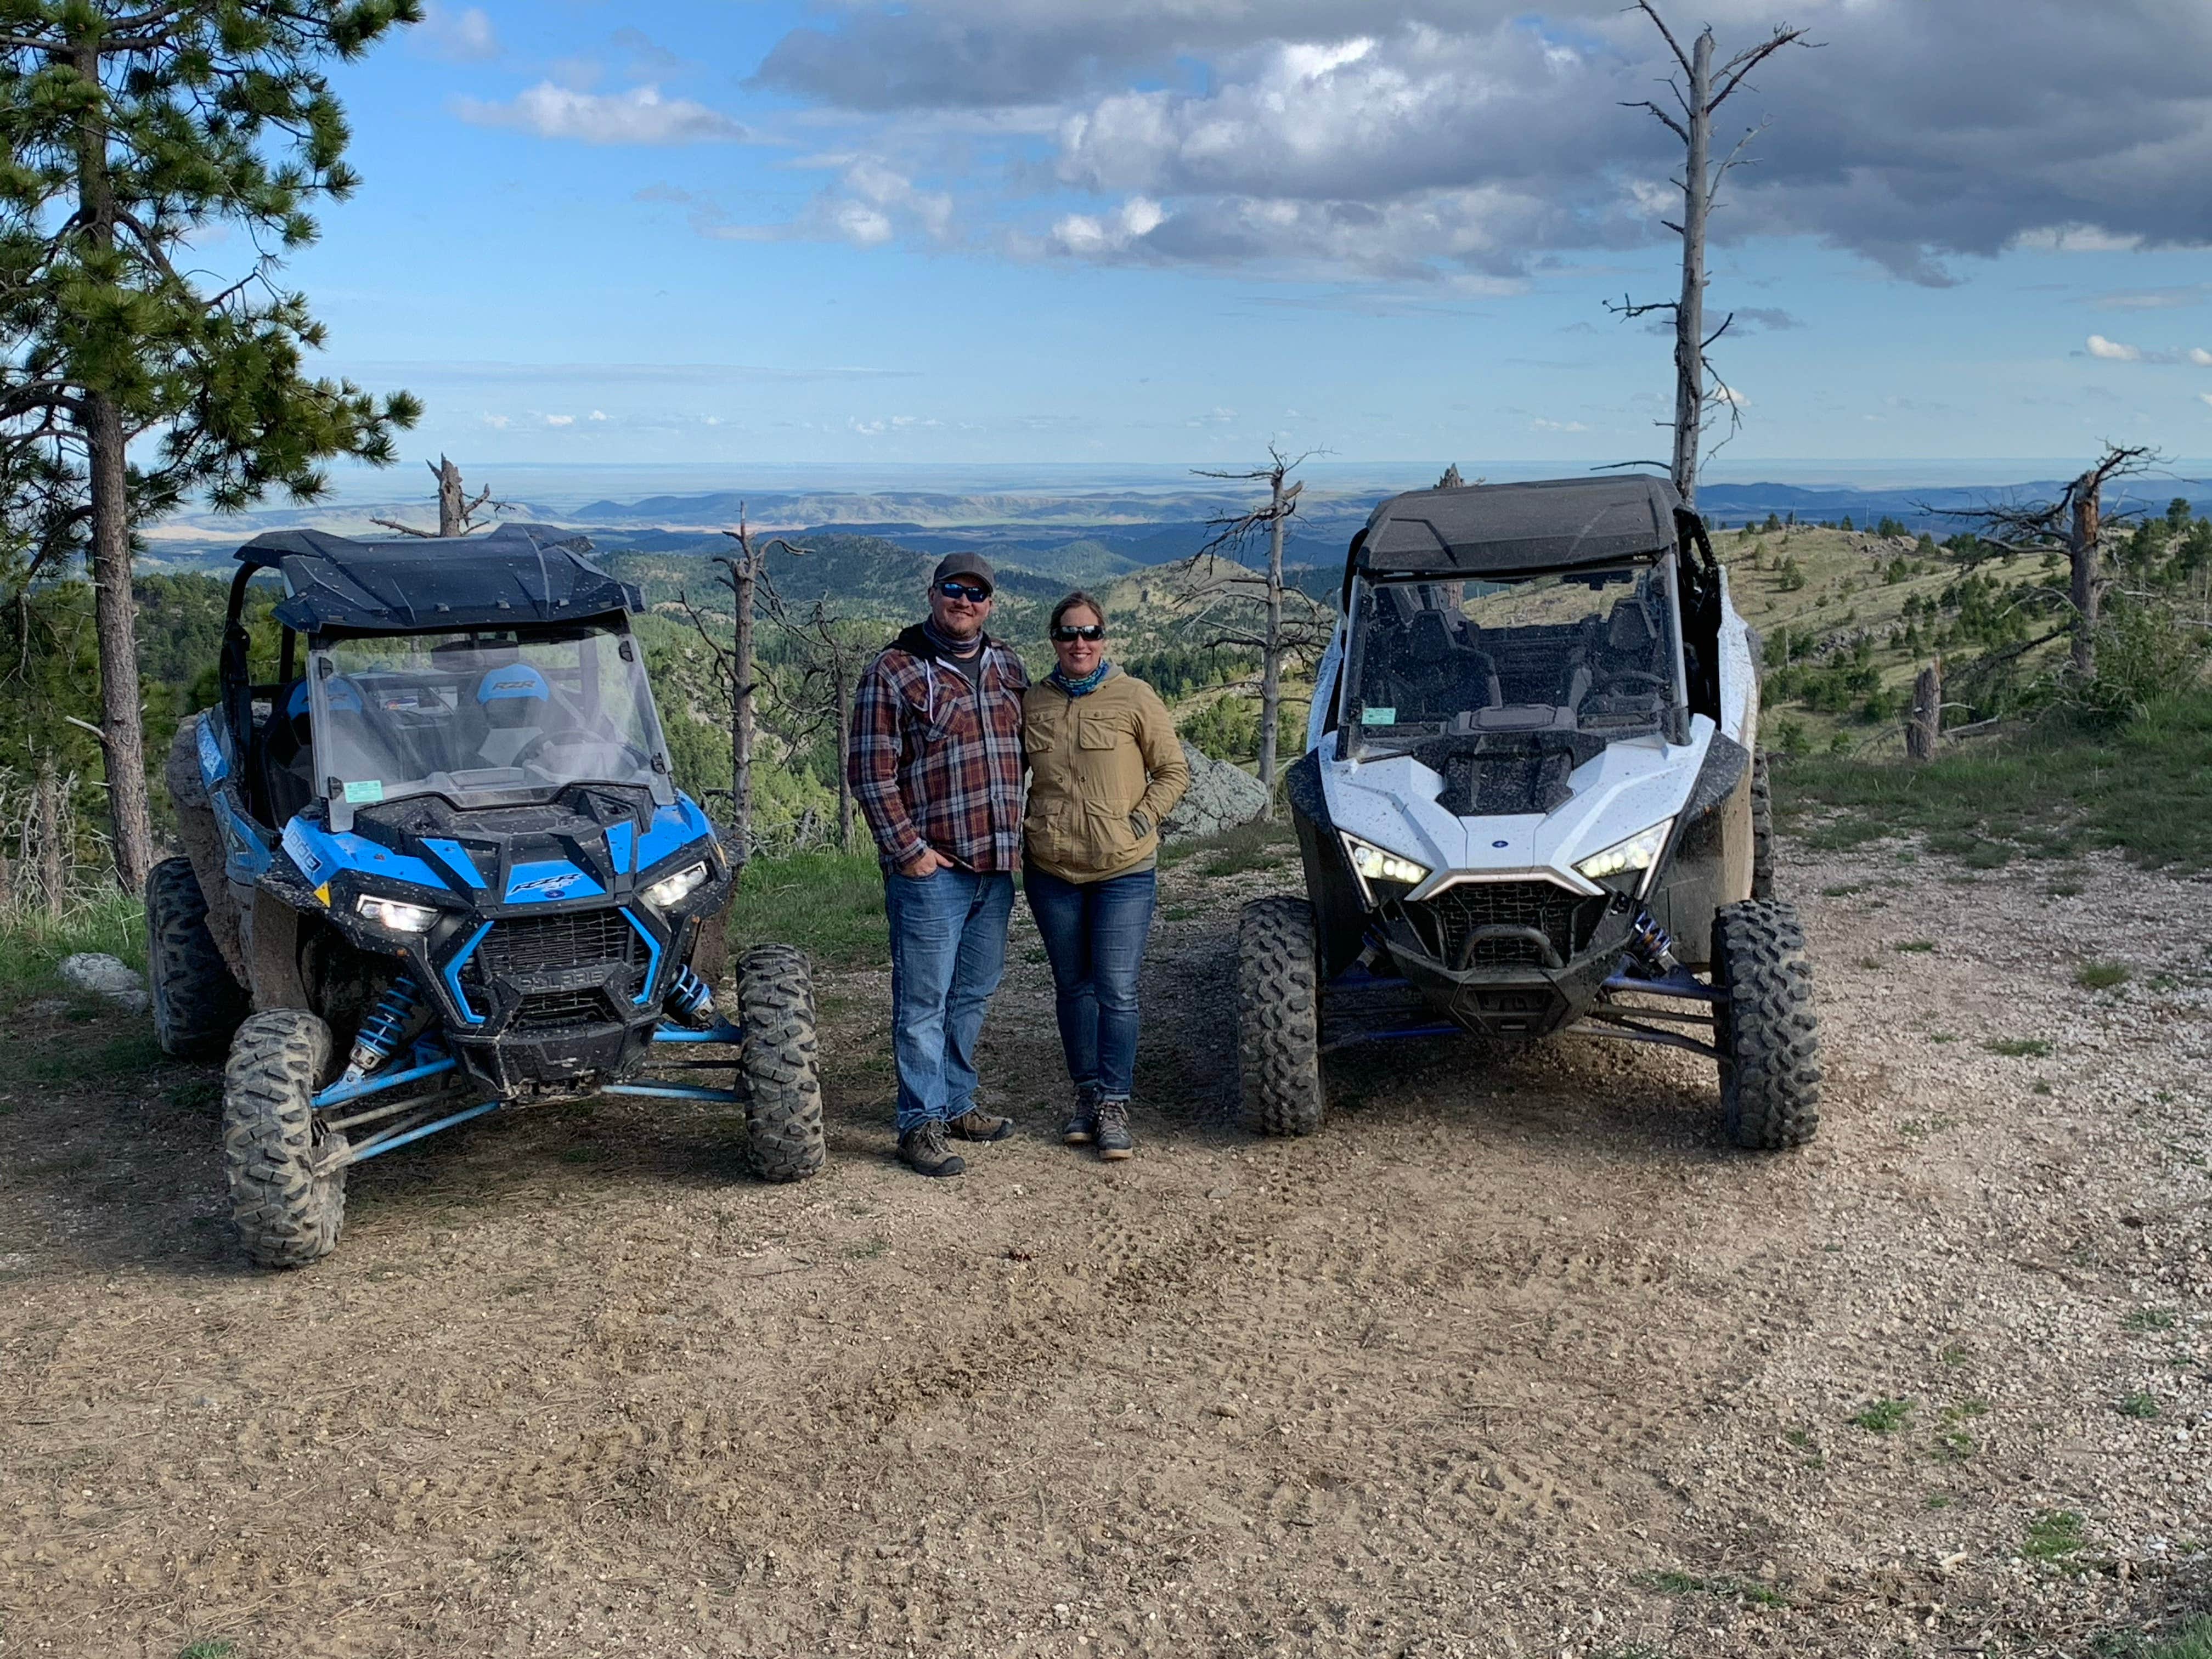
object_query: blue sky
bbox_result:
[268,1,2212,472]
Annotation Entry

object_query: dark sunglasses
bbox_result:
[936,579,991,603]
[1052,624,1105,642]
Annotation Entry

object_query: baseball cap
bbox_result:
[932,552,995,595]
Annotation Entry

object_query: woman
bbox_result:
[1023,591,1190,1160]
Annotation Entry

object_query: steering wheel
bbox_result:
[1594,670,1669,697]
[512,726,651,773]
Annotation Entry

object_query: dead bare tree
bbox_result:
[1610,4,1815,506]
[1927,443,2159,681]
[1183,447,1331,810]
[760,590,870,853]
[674,508,811,854]
[372,456,508,539]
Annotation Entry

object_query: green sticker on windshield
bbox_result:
[1361,706,1397,725]
[343,780,385,804]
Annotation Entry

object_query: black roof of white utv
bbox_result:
[1354,476,1687,582]
[235,523,642,634]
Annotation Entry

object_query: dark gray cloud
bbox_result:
[747,2,2212,284]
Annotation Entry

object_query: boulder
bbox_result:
[59,951,151,1014]
[1163,742,1270,842]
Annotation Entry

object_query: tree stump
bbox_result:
[1906,661,1943,761]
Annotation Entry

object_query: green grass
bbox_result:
[1779,690,2212,871]
[2124,1308,2179,1334]
[1850,1397,1912,1433]
[1168,817,1296,877]
[2129,1616,2212,1659]
[1632,1570,1788,1608]
[19,1030,165,1085]
[178,1643,237,1659]
[1894,939,1937,953]
[2077,961,2134,991]
[2117,1391,2161,1420]
[0,893,147,1002]
[2021,1508,2087,1561]
[723,849,889,972]
[1986,1036,2055,1058]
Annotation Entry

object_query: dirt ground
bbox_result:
[3,836,2210,1658]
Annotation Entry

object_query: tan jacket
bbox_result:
[1022,668,1190,882]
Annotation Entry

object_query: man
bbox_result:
[849,553,1029,1177]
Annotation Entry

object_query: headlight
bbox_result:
[1573,819,1674,888]
[1341,832,1430,892]
[354,894,437,933]
[641,861,709,911]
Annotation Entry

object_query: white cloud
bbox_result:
[2013,224,2146,255]
[589,409,608,421]
[1712,386,1749,408]
[691,158,954,249]
[2193,349,2212,367]
[480,413,510,430]
[416,4,499,64]
[544,414,575,426]
[2200,393,2212,409]
[2088,334,2143,360]
[1531,417,1589,432]
[455,82,749,145]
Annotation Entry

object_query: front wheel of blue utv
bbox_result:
[735,945,825,1183]
[222,1011,348,1267]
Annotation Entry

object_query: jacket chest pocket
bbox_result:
[1076,708,1131,751]
[911,686,981,746]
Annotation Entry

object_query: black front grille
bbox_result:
[478,909,637,977]
[1408,880,1585,969]
[514,989,616,1030]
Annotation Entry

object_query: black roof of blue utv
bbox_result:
[236,523,644,634]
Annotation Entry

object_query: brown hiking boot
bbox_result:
[945,1107,1014,1142]
[899,1118,966,1177]
[1062,1084,1101,1146]
[1095,1097,1133,1161]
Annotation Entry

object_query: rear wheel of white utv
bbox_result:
[222,1010,348,1268]
[146,856,246,1060]
[1237,896,1325,1137]
[736,945,826,1183]
[1750,748,1776,901]
[1711,900,1822,1150]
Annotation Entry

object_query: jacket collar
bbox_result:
[894,620,998,665]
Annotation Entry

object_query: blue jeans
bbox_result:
[884,866,1014,1133]
[1024,864,1156,1102]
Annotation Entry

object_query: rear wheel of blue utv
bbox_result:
[736,945,825,1183]
[146,856,246,1060]
[222,1011,348,1267]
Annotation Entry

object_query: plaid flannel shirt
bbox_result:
[848,625,1029,872]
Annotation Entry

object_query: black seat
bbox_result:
[257,680,317,827]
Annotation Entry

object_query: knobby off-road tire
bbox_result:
[222,1010,348,1268]
[1237,896,1325,1137]
[1711,899,1822,1150]
[1750,747,1776,901]
[146,856,247,1060]
[736,945,826,1183]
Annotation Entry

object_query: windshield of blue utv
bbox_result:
[309,624,668,810]
[1341,563,1682,757]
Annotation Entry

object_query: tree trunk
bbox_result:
[1256,470,1285,814]
[86,392,154,894]
[730,554,757,858]
[1671,30,1714,509]
[1906,659,1943,761]
[35,761,66,920]
[2069,471,2101,679]
[433,455,465,537]
[831,653,855,854]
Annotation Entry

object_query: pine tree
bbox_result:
[0,1,423,889]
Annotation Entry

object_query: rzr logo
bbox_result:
[510,873,575,896]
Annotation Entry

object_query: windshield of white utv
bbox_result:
[1341,563,1683,756]
[309,623,668,811]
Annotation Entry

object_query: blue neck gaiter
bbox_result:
[1049,660,1114,697]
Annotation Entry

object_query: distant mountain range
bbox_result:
[134,473,2212,593]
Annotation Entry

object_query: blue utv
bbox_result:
[150,524,824,1268]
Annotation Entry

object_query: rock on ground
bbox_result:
[1163,740,1269,840]
[57,951,149,1013]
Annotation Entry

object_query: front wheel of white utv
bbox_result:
[1237,896,1326,1137]
[1711,900,1822,1150]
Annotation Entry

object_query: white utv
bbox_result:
[1237,476,1821,1149]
